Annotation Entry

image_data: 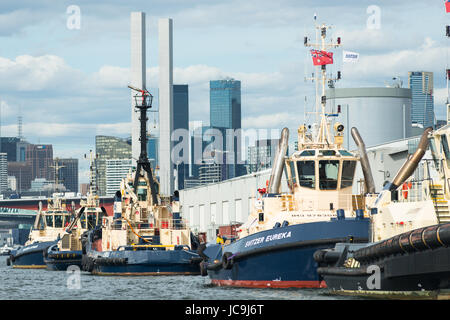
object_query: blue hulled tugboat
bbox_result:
[8,196,73,269]
[81,86,202,276]
[198,22,371,288]
[44,153,107,271]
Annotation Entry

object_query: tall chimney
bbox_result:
[158,18,174,196]
[130,12,146,162]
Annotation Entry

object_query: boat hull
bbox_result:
[44,249,82,271]
[9,241,57,269]
[82,232,202,276]
[87,250,201,276]
[203,218,369,288]
[317,223,450,298]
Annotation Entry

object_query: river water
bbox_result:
[0,256,359,300]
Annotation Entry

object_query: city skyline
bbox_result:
[0,1,448,183]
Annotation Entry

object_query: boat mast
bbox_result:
[129,85,159,205]
[304,18,342,146]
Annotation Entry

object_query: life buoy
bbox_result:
[402,182,412,199]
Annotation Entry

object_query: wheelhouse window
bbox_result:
[285,161,297,190]
[86,214,96,230]
[339,150,354,156]
[299,150,315,157]
[429,138,440,169]
[441,134,450,160]
[54,214,64,228]
[319,150,336,156]
[341,160,356,189]
[137,188,147,201]
[318,160,339,190]
[45,215,54,228]
[297,160,315,189]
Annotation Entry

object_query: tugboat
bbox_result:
[81,85,202,275]
[316,125,450,299]
[44,157,107,271]
[198,22,371,288]
[8,196,74,269]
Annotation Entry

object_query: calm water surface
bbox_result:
[0,256,359,300]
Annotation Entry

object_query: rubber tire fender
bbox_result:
[199,261,208,276]
[222,252,234,270]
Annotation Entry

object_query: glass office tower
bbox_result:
[408,71,434,128]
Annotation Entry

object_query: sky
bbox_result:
[0,0,449,183]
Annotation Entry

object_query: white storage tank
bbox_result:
[326,87,412,150]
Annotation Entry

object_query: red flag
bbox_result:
[446,1,450,13]
[310,49,334,66]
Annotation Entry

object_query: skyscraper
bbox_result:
[147,134,159,171]
[247,139,280,173]
[105,159,133,196]
[409,71,434,128]
[0,137,20,162]
[26,144,54,182]
[210,79,241,129]
[173,84,189,190]
[8,162,32,192]
[0,153,7,192]
[95,135,132,196]
[55,158,79,193]
[209,79,243,179]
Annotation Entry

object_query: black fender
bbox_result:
[222,252,234,270]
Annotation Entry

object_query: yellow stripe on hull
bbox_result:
[329,289,450,300]
[13,265,47,269]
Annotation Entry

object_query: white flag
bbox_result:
[343,51,359,63]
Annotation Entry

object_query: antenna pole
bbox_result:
[130,87,159,205]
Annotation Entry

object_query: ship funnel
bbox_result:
[387,127,433,191]
[268,127,289,194]
[33,201,43,229]
[351,127,375,194]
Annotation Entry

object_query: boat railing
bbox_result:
[274,192,354,213]
[395,178,433,203]
[157,218,189,231]
[107,218,189,231]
